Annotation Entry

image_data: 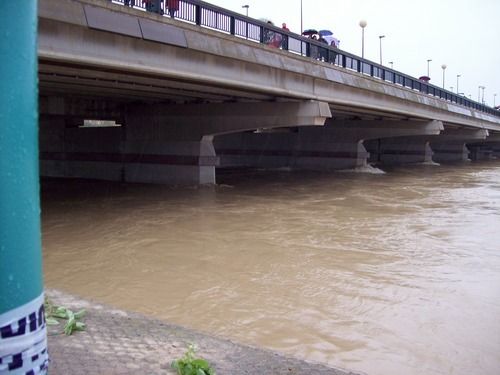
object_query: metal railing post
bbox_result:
[0,1,48,373]
[230,16,235,35]
[195,4,201,25]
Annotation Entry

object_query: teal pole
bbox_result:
[0,1,48,373]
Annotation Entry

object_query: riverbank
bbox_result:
[45,289,361,375]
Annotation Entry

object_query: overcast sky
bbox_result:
[205,0,500,107]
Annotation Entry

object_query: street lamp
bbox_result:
[300,0,303,34]
[388,61,393,69]
[379,35,385,65]
[494,93,497,107]
[441,64,447,88]
[242,4,249,16]
[481,86,486,104]
[427,59,432,77]
[359,20,367,60]
[456,74,461,94]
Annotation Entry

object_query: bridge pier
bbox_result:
[429,128,488,163]
[216,120,443,170]
[122,135,218,185]
[366,138,435,165]
[40,116,125,181]
[40,100,330,185]
[467,134,500,160]
[298,119,443,169]
[360,120,442,165]
[124,101,329,184]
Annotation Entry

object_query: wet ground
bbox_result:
[46,289,361,375]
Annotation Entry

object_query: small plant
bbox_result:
[44,297,86,335]
[171,344,216,375]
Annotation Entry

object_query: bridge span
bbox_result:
[38,0,500,184]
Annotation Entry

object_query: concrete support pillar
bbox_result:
[39,100,330,185]
[0,1,49,373]
[216,119,442,170]
[430,128,488,163]
[39,116,124,181]
[292,126,370,170]
[296,119,442,169]
[491,142,500,158]
[122,135,218,185]
[366,138,435,165]
[467,134,500,160]
[124,100,329,184]
[358,120,443,165]
[215,131,299,169]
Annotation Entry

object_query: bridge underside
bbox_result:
[39,97,498,185]
[37,0,500,185]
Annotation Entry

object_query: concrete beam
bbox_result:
[125,101,331,141]
[322,119,443,140]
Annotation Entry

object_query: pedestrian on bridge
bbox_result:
[167,0,179,17]
[143,0,163,14]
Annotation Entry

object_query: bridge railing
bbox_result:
[111,0,500,118]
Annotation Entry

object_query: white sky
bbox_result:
[205,0,500,106]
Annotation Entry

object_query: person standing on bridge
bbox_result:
[280,23,290,49]
[143,0,163,14]
[124,0,135,6]
[167,0,179,17]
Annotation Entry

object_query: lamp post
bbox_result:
[456,74,461,94]
[300,0,303,34]
[478,86,482,102]
[441,64,447,88]
[389,61,393,69]
[494,93,497,107]
[481,86,486,104]
[242,4,249,16]
[427,59,432,77]
[378,35,385,65]
[359,20,367,60]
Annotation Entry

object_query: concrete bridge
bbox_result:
[38,0,500,184]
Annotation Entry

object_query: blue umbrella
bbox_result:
[319,29,333,36]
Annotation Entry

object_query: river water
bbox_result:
[41,162,500,375]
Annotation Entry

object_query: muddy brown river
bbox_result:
[41,162,500,375]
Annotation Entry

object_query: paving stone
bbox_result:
[45,289,363,375]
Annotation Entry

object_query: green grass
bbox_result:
[171,344,216,375]
[44,297,86,335]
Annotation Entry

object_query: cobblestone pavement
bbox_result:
[46,289,363,375]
